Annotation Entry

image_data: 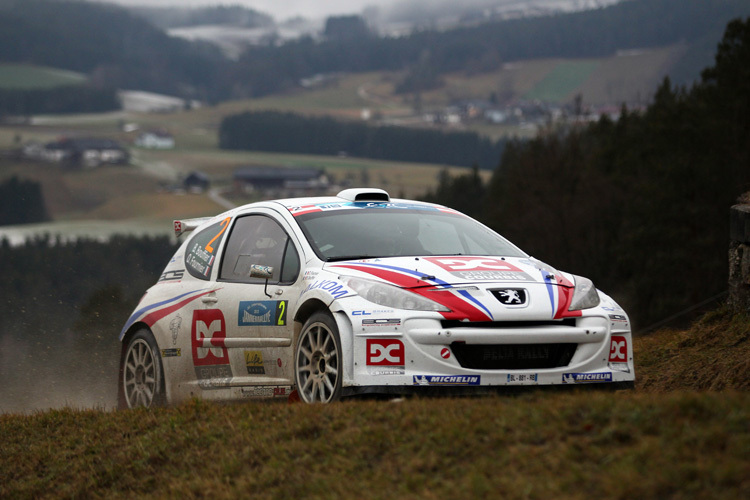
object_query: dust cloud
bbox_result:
[0,332,120,414]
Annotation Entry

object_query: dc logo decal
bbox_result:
[366,339,404,366]
[191,309,229,366]
[609,336,628,362]
[427,257,521,272]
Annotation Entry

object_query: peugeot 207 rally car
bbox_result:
[118,188,634,408]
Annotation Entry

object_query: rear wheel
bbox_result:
[121,329,165,408]
[294,312,343,403]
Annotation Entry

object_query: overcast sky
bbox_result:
[90,0,397,21]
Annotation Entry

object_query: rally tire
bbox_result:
[121,329,166,408]
[294,311,343,403]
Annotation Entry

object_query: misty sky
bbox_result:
[89,0,398,21]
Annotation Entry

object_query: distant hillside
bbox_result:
[0,0,229,100]
[233,0,750,97]
[128,5,274,30]
[0,64,86,90]
[0,0,746,103]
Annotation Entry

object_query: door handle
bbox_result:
[201,296,218,304]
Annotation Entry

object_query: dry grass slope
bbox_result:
[636,307,750,392]
[1,308,748,499]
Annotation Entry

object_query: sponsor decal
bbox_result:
[244,350,265,375]
[424,257,533,281]
[192,309,229,367]
[367,366,405,375]
[158,269,185,283]
[413,375,481,386]
[301,280,349,299]
[362,318,401,327]
[609,336,628,363]
[507,373,538,384]
[440,348,451,359]
[196,365,233,389]
[492,288,528,306]
[303,270,318,281]
[169,314,182,345]
[562,372,613,384]
[238,300,288,326]
[161,348,181,358]
[353,310,370,316]
[367,339,404,366]
[240,386,292,398]
[608,335,630,372]
[185,217,230,279]
[289,201,452,217]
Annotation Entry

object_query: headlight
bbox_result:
[568,275,600,311]
[339,276,450,312]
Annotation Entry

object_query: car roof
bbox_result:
[246,188,445,213]
[175,189,453,237]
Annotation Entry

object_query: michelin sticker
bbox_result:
[562,372,613,384]
[413,375,480,386]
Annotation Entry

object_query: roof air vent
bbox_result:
[337,188,390,203]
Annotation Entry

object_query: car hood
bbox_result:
[324,256,582,322]
[324,255,575,289]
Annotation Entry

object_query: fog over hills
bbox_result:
[91,0,625,28]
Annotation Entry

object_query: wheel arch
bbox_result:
[293,298,354,388]
[118,322,169,409]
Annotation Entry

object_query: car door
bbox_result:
[211,209,304,392]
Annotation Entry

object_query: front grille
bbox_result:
[450,342,577,370]
[440,319,577,329]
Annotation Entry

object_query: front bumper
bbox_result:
[344,312,635,389]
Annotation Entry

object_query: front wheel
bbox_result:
[121,329,165,408]
[294,312,343,403]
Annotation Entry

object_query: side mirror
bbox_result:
[249,264,273,280]
[249,264,274,298]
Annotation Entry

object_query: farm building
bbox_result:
[233,167,329,196]
[184,171,210,192]
[32,137,129,168]
[135,130,175,149]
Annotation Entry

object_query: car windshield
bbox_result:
[294,207,527,261]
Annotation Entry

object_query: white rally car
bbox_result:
[118,188,634,407]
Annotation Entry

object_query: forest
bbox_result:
[0,86,119,116]
[219,111,505,169]
[0,176,48,225]
[0,0,747,107]
[424,18,750,330]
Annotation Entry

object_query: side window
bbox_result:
[185,217,231,280]
[281,239,300,283]
[219,215,300,284]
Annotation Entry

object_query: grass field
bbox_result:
[0,307,748,498]
[0,64,87,90]
[523,61,600,102]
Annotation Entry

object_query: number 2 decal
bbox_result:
[206,217,230,253]
[276,301,287,326]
